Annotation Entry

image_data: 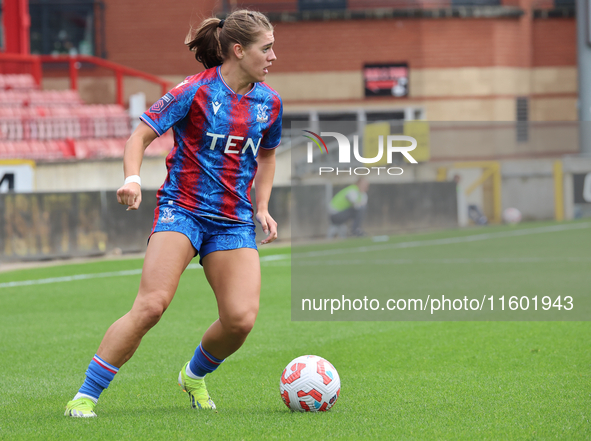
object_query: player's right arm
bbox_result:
[117,121,158,211]
[119,78,197,210]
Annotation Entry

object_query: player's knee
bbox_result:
[141,305,166,327]
[226,312,257,338]
[133,299,168,329]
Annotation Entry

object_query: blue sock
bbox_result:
[188,343,224,378]
[76,355,119,402]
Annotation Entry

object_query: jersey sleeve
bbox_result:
[260,96,283,150]
[140,79,199,136]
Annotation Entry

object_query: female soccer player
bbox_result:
[65,9,282,417]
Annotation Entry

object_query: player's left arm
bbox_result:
[255,147,277,245]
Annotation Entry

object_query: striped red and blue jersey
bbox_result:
[140,66,282,224]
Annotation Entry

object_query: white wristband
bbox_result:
[124,175,141,186]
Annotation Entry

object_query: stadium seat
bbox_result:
[0,141,16,158]
[61,139,76,158]
[0,77,135,160]
[0,74,37,91]
[145,132,174,156]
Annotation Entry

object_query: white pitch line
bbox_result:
[0,254,291,289]
[0,269,145,289]
[292,256,591,266]
[260,254,290,261]
[292,222,591,259]
[1,223,586,289]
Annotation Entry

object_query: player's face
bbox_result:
[242,31,276,83]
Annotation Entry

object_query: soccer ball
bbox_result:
[503,207,522,224]
[279,355,340,412]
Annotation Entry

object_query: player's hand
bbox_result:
[117,183,142,211]
[256,210,278,244]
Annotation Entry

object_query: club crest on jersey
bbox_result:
[160,207,175,223]
[149,93,174,114]
[256,104,268,123]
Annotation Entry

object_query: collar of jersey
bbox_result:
[216,66,258,98]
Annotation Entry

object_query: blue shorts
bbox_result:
[150,204,257,265]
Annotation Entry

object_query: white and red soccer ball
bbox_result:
[503,207,522,224]
[279,355,340,412]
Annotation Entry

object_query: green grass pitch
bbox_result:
[0,220,589,440]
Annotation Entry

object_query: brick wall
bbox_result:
[104,0,218,76]
[102,0,576,75]
[97,1,577,120]
[532,19,576,66]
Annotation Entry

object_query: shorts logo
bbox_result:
[160,207,175,223]
[149,93,174,114]
[256,104,268,123]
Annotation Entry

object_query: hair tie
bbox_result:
[218,19,225,29]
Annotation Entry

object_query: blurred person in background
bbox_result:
[328,177,369,238]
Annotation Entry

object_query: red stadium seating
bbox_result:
[0,74,38,91]
[146,133,174,156]
[0,74,173,161]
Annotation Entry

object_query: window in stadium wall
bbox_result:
[29,0,106,57]
[318,112,359,136]
[298,0,347,10]
[282,113,310,130]
[516,97,529,143]
[318,112,358,122]
[450,0,500,5]
[366,111,405,122]
[363,63,409,98]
